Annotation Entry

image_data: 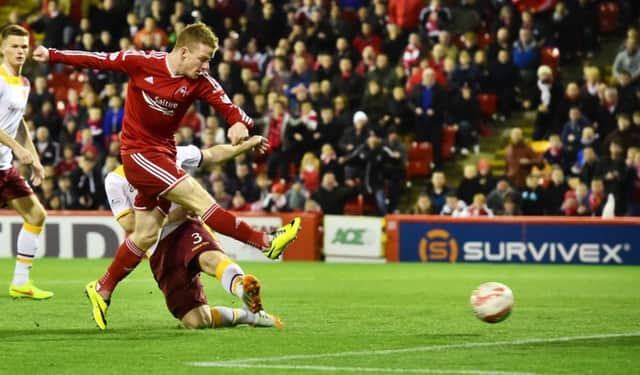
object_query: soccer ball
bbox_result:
[470,282,514,323]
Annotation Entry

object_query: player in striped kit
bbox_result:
[33,22,300,329]
[0,25,52,299]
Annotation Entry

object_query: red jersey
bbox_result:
[49,49,253,156]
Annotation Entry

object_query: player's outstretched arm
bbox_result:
[32,45,133,72]
[201,135,269,166]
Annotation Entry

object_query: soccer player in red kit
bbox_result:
[32,23,301,330]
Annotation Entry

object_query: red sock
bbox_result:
[202,204,267,249]
[97,238,145,298]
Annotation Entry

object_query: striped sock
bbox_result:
[12,223,42,286]
[201,203,268,249]
[215,258,245,297]
[211,307,255,328]
[97,238,145,298]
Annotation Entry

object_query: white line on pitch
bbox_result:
[188,363,545,375]
[187,331,640,366]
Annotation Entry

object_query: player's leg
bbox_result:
[165,176,301,259]
[199,250,262,313]
[181,305,282,329]
[7,194,52,299]
[86,208,165,330]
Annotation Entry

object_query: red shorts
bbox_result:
[122,151,188,213]
[149,220,223,319]
[0,167,34,207]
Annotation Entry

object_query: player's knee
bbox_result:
[131,230,159,249]
[199,251,225,274]
[27,204,47,227]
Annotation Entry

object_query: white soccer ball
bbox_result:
[470,282,514,323]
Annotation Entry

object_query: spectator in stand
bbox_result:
[382,23,405,65]
[562,182,591,216]
[310,172,359,215]
[387,0,424,32]
[595,87,622,140]
[602,113,640,155]
[520,174,545,215]
[34,127,60,167]
[561,107,590,164]
[532,65,562,140]
[450,51,477,92]
[339,110,369,157]
[467,193,493,217]
[613,38,640,84]
[456,164,481,206]
[489,49,519,121]
[263,99,293,181]
[55,144,78,176]
[319,143,343,183]
[488,27,511,63]
[70,155,104,210]
[32,100,62,141]
[29,76,54,116]
[615,70,637,115]
[418,0,451,42]
[487,177,515,213]
[410,68,447,168]
[543,134,568,172]
[366,53,394,90]
[311,107,341,154]
[30,0,73,50]
[512,28,540,106]
[447,83,481,155]
[362,80,388,132]
[498,195,521,216]
[285,178,307,212]
[262,181,290,213]
[332,58,365,108]
[300,152,320,193]
[595,137,628,215]
[589,177,606,217]
[477,159,497,196]
[426,170,450,213]
[408,192,434,214]
[505,127,542,189]
[402,33,422,74]
[226,162,260,204]
[440,192,468,217]
[544,168,569,215]
[574,0,598,59]
[578,146,599,185]
[386,86,413,135]
[353,22,382,55]
[383,130,406,213]
[133,16,167,49]
[103,96,123,145]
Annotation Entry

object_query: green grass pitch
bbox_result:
[0,259,638,375]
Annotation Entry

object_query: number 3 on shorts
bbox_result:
[191,232,203,244]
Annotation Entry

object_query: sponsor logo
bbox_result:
[141,90,178,116]
[176,86,188,97]
[331,228,366,245]
[418,229,458,262]
[463,241,631,264]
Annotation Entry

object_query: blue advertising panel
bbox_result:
[398,221,640,265]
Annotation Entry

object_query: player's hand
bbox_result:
[14,146,33,165]
[31,162,44,186]
[248,135,270,154]
[32,46,50,63]
[228,122,249,145]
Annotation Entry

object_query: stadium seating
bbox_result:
[442,127,457,160]
[598,1,619,33]
[477,93,497,120]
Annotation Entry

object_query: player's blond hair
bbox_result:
[174,22,218,52]
[1,24,29,41]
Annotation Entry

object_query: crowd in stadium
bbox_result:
[8,0,640,217]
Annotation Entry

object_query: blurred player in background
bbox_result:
[32,22,301,328]
[106,136,281,329]
[0,25,52,299]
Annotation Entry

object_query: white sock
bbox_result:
[211,307,256,328]
[216,260,245,297]
[12,224,42,286]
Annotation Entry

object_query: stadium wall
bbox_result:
[0,211,321,261]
